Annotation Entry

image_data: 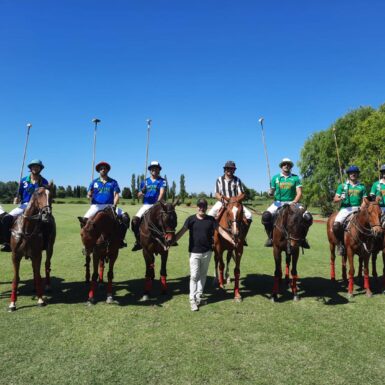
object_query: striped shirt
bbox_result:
[215,176,244,198]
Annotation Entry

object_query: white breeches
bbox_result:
[9,203,28,218]
[189,251,212,303]
[334,207,360,224]
[0,205,5,215]
[84,204,123,219]
[208,201,252,220]
[134,204,153,219]
[266,201,304,215]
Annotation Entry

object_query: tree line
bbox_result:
[298,103,385,215]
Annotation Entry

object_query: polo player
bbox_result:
[333,165,367,255]
[261,158,312,248]
[1,159,49,252]
[370,164,385,215]
[78,161,129,248]
[131,161,167,251]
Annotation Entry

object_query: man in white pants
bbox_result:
[174,199,234,311]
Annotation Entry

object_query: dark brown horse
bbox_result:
[9,186,56,311]
[327,197,383,297]
[139,201,177,301]
[80,207,120,304]
[213,198,248,302]
[271,204,309,302]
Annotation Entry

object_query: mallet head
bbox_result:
[27,123,32,128]
[92,118,101,124]
[258,117,264,124]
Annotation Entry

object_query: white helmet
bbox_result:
[148,160,162,171]
[279,158,294,168]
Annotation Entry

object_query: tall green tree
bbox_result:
[131,174,136,202]
[179,174,187,203]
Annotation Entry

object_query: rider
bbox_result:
[1,159,49,252]
[370,164,385,215]
[208,161,252,243]
[332,165,367,255]
[131,160,167,251]
[78,161,129,248]
[261,158,312,248]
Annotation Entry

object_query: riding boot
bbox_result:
[78,217,88,229]
[131,216,142,251]
[1,214,14,252]
[119,213,130,248]
[261,211,273,247]
[301,212,313,249]
[243,219,252,246]
[332,221,345,256]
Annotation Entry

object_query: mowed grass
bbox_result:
[1,204,385,385]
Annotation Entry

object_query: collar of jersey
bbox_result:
[345,179,360,186]
[280,172,292,178]
[97,177,111,184]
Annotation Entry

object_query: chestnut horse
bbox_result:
[271,204,308,302]
[327,197,383,297]
[80,207,120,304]
[9,186,56,311]
[139,201,177,301]
[213,198,248,302]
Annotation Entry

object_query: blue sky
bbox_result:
[1,0,385,194]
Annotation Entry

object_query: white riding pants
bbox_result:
[334,207,360,224]
[9,203,28,218]
[267,201,305,214]
[134,204,154,219]
[208,201,252,220]
[189,251,212,303]
[84,204,123,219]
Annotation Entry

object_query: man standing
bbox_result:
[332,165,367,255]
[131,161,167,251]
[174,199,235,311]
[261,158,312,248]
[78,161,129,247]
[1,159,49,252]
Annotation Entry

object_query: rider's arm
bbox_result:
[333,194,343,203]
[174,226,188,243]
[235,192,245,203]
[158,187,166,202]
[113,191,119,206]
[217,226,235,245]
[292,186,302,204]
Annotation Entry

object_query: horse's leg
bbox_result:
[342,253,348,282]
[233,250,242,302]
[225,250,232,285]
[291,249,299,301]
[160,252,168,294]
[44,240,54,292]
[372,251,380,292]
[32,253,46,307]
[9,254,21,312]
[142,251,155,301]
[363,252,372,298]
[346,246,355,297]
[272,247,282,302]
[98,258,105,285]
[106,254,117,304]
[285,254,291,284]
[329,241,336,281]
[88,252,99,304]
[217,250,225,290]
[85,253,91,283]
[382,250,385,294]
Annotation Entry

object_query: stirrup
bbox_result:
[264,239,273,247]
[131,242,142,251]
[302,239,310,249]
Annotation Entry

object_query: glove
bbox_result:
[340,193,346,200]
[268,188,274,197]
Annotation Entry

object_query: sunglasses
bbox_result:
[197,205,207,209]
[281,163,292,167]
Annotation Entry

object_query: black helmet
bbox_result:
[224,160,236,169]
[380,164,385,173]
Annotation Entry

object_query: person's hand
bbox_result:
[13,197,19,205]
[340,193,346,200]
[268,188,274,197]
[138,191,144,198]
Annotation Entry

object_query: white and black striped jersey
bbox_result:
[215,176,244,198]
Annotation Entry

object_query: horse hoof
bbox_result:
[226,277,231,285]
[37,301,47,307]
[330,277,336,282]
[366,291,373,298]
[234,296,242,303]
[140,294,150,302]
[106,296,115,304]
[271,294,278,303]
[8,305,16,312]
[293,295,300,302]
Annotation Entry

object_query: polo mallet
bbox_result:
[144,118,152,179]
[259,117,272,185]
[15,122,32,197]
[91,118,101,181]
[332,126,343,183]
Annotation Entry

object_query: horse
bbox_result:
[327,197,383,297]
[271,204,309,302]
[9,186,56,311]
[213,198,248,302]
[139,201,177,301]
[80,207,120,304]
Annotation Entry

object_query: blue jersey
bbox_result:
[140,177,167,204]
[19,175,49,204]
[88,177,120,204]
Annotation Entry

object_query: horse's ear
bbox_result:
[376,195,382,204]
[172,198,180,208]
[363,197,369,206]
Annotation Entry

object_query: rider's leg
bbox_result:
[1,214,14,252]
[301,211,313,249]
[208,201,222,218]
[78,204,106,228]
[242,207,252,246]
[262,203,279,247]
[119,212,130,248]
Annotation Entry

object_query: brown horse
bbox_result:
[80,207,120,304]
[213,198,248,302]
[139,201,177,301]
[271,204,309,302]
[327,197,383,297]
[9,186,56,311]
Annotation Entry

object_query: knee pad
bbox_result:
[261,211,272,225]
[121,212,130,227]
[303,212,313,225]
[131,216,140,231]
[332,221,342,231]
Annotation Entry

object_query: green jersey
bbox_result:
[271,173,302,202]
[336,182,367,208]
[370,180,385,207]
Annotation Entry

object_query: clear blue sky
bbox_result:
[1,0,385,194]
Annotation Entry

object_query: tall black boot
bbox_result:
[332,221,345,256]
[131,216,142,251]
[243,219,252,246]
[261,211,273,247]
[77,217,88,229]
[1,214,14,252]
[119,213,130,248]
[301,212,313,249]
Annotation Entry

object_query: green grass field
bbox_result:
[1,204,385,385]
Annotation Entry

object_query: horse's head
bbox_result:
[362,196,383,238]
[286,205,308,247]
[224,198,244,242]
[25,186,53,222]
[157,201,178,245]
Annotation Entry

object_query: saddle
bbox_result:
[342,212,356,231]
